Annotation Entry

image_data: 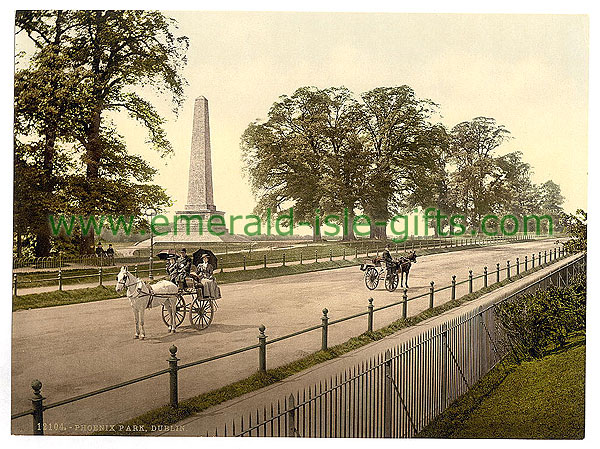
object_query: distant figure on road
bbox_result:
[106,244,115,265]
[95,242,105,258]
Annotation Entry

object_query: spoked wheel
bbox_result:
[365,267,380,290]
[162,295,187,328]
[385,272,399,292]
[189,298,215,330]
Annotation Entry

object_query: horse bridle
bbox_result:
[117,271,138,289]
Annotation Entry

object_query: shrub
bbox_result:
[495,273,586,360]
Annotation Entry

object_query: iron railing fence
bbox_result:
[12,234,543,294]
[11,249,582,434]
[226,253,586,437]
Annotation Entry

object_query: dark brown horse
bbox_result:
[399,251,417,288]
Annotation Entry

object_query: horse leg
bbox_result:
[133,308,140,339]
[139,308,146,340]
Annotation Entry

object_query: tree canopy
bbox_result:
[243,88,567,241]
[14,10,188,256]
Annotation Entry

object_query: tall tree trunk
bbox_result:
[342,209,356,241]
[80,107,103,254]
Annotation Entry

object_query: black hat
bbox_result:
[181,248,186,252]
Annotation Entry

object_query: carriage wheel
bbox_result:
[161,295,186,328]
[385,272,399,292]
[189,298,215,330]
[365,267,379,290]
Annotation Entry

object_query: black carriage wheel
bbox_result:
[365,267,379,290]
[385,272,399,292]
[161,295,187,328]
[189,298,215,330]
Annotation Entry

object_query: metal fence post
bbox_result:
[58,269,62,291]
[468,270,473,293]
[384,349,393,438]
[99,267,103,286]
[532,253,535,268]
[483,267,488,288]
[31,380,44,435]
[525,255,528,271]
[283,253,286,267]
[243,255,247,270]
[321,309,329,351]
[507,260,511,280]
[264,254,267,268]
[168,345,179,408]
[258,325,267,372]
[496,263,500,283]
[13,273,17,296]
[544,250,547,264]
[554,248,557,260]
[516,257,520,275]
[287,393,296,437]
[368,298,374,332]
[441,323,448,408]
[355,247,358,259]
[429,281,435,309]
[539,251,542,266]
[451,275,456,299]
[315,250,318,263]
[300,251,303,265]
[343,248,346,260]
[329,249,332,261]
[402,288,408,319]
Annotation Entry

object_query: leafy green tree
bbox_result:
[242,86,369,241]
[15,10,187,255]
[561,209,586,252]
[448,117,512,229]
[356,86,437,238]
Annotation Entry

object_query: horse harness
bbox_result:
[118,271,156,309]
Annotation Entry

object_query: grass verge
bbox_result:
[418,333,585,439]
[13,286,125,311]
[98,260,558,435]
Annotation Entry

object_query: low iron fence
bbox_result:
[11,245,577,435]
[12,234,540,294]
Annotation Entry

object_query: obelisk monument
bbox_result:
[185,96,216,212]
[154,96,247,243]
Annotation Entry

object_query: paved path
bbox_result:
[11,240,562,434]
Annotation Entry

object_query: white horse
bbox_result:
[116,266,180,339]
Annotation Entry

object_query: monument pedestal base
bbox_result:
[154,209,249,243]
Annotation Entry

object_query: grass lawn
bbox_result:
[419,335,585,439]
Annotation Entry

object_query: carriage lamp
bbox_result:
[145,208,157,280]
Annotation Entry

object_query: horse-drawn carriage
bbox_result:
[160,278,218,331]
[116,248,221,339]
[359,251,417,292]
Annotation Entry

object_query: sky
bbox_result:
[110,12,588,219]
[13,11,589,219]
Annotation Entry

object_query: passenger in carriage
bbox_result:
[196,253,220,299]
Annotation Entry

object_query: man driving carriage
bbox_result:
[167,248,193,288]
[382,243,395,280]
